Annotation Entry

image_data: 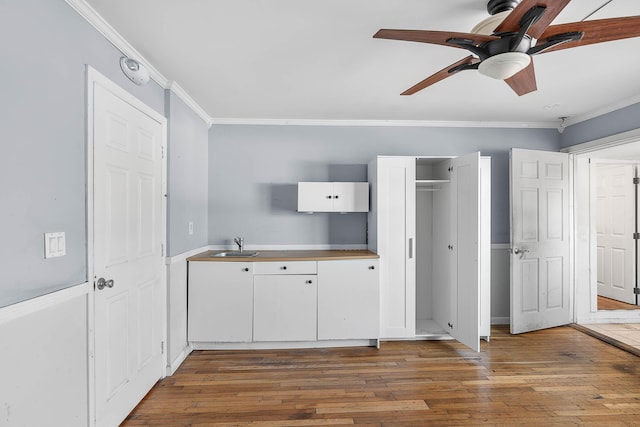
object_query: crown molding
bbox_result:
[562,93,640,129]
[65,0,169,87]
[208,117,560,129]
[167,81,213,128]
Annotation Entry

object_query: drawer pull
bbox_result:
[281,266,287,270]
[369,266,375,270]
[243,267,249,272]
[306,280,313,284]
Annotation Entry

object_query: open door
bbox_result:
[451,152,481,350]
[510,148,571,334]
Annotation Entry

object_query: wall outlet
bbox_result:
[45,232,66,258]
[188,221,194,235]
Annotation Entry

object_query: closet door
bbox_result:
[450,152,481,351]
[375,157,416,338]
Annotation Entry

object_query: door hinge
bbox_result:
[634,233,640,240]
[161,243,165,256]
[634,177,639,185]
[634,288,640,295]
[161,341,165,354]
[161,146,165,159]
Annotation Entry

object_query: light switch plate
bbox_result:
[188,221,194,235]
[45,232,66,258]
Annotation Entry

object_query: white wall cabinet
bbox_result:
[368,154,491,351]
[187,261,253,342]
[318,259,380,340]
[297,182,369,212]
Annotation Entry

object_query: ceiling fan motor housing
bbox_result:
[487,0,521,15]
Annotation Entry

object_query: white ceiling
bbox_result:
[83,0,640,127]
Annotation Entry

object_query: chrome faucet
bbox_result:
[234,236,244,253]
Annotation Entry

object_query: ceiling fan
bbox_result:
[374,0,640,96]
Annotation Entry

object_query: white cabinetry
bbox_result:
[368,154,491,351]
[187,261,253,342]
[253,261,317,342]
[297,182,369,212]
[317,259,380,340]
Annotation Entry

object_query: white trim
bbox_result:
[65,0,168,88]
[167,81,213,128]
[209,117,561,129]
[0,283,90,325]
[561,94,640,128]
[491,243,511,250]
[167,344,192,376]
[562,128,640,155]
[192,339,377,350]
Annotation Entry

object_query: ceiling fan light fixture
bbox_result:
[478,52,531,80]
[470,10,512,35]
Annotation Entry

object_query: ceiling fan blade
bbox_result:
[374,29,497,49]
[495,0,571,39]
[537,16,640,53]
[504,61,537,96]
[401,56,479,95]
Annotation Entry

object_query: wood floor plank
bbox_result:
[122,326,640,426]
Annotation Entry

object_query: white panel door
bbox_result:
[93,82,164,427]
[377,158,416,338]
[510,149,571,334]
[595,164,636,304]
[450,152,481,351]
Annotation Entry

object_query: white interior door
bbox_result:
[510,148,571,334]
[450,152,481,351]
[92,79,165,427]
[595,163,636,304]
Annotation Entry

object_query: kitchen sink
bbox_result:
[212,251,259,258]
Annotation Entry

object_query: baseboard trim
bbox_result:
[491,317,510,325]
[167,344,193,376]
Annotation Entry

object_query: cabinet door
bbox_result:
[450,152,481,351]
[187,262,253,342]
[253,275,317,341]
[317,259,379,340]
[332,182,369,212]
[297,182,334,212]
[375,157,416,338]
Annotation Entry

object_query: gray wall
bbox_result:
[209,124,561,246]
[0,0,165,307]
[560,101,640,148]
[166,91,209,256]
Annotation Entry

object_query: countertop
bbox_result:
[187,249,379,262]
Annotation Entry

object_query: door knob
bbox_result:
[513,248,529,259]
[96,277,115,290]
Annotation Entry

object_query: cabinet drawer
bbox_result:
[253,261,317,275]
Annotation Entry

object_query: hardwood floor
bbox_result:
[123,326,640,426]
[598,295,638,311]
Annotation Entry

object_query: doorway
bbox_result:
[594,161,639,309]
[87,67,167,427]
[569,130,640,324]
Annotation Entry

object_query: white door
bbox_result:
[376,157,416,338]
[510,149,571,334]
[92,79,165,427]
[450,152,481,351]
[595,163,636,304]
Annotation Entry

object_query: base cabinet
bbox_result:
[187,262,253,342]
[188,256,379,347]
[253,275,317,341]
[318,259,380,340]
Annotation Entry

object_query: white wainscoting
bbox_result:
[166,246,209,375]
[0,283,90,427]
[491,244,511,325]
